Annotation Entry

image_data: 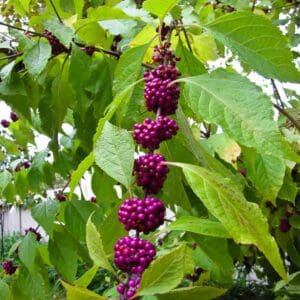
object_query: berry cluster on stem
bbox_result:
[114,25,181,300]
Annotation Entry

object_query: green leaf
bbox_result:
[62,282,106,300]
[65,200,98,241]
[69,153,94,197]
[181,70,298,161]
[158,286,227,300]
[243,147,285,202]
[31,199,59,237]
[94,122,134,188]
[0,281,10,300]
[86,215,115,274]
[170,163,287,281]
[75,265,99,288]
[166,216,231,238]
[0,170,12,196]
[205,11,300,82]
[43,19,74,46]
[138,244,187,296]
[278,169,297,203]
[23,41,51,77]
[48,228,78,283]
[143,0,180,20]
[19,233,38,274]
[14,170,29,200]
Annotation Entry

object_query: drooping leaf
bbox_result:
[23,41,51,77]
[94,122,135,189]
[86,215,115,274]
[170,162,287,281]
[138,244,187,296]
[278,169,297,203]
[158,286,227,300]
[181,70,298,161]
[31,199,59,237]
[143,0,180,20]
[205,11,300,82]
[166,216,231,238]
[75,265,99,288]
[62,282,106,300]
[0,170,12,196]
[19,233,38,274]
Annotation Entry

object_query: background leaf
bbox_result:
[143,0,180,20]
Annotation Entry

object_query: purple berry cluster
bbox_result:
[44,30,68,56]
[114,236,156,274]
[1,111,18,128]
[133,153,169,194]
[25,227,42,241]
[133,116,178,150]
[2,259,17,275]
[118,197,165,234]
[115,38,181,300]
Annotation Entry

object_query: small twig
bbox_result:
[251,0,257,11]
[49,0,63,24]
[142,62,155,69]
[273,104,300,131]
[164,218,173,222]
[179,18,193,53]
[0,52,22,61]
[0,21,43,37]
[61,176,71,192]
[271,79,285,109]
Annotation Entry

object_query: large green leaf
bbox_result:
[166,216,231,238]
[31,199,59,237]
[94,122,134,189]
[181,70,298,161]
[243,147,285,202]
[62,282,106,300]
[158,286,227,300]
[86,216,115,275]
[170,163,287,281]
[138,244,187,296]
[143,0,180,20]
[205,12,300,82]
[19,233,38,274]
[0,170,12,196]
[23,41,51,78]
[0,281,10,300]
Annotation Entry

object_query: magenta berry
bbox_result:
[114,236,156,274]
[2,259,17,275]
[90,196,97,203]
[117,275,141,299]
[44,30,68,56]
[133,153,169,194]
[133,116,178,150]
[118,197,165,234]
[25,227,42,241]
[144,65,180,116]
[22,161,30,169]
[1,119,10,128]
[279,218,291,233]
[10,112,18,122]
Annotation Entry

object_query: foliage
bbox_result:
[0,0,299,299]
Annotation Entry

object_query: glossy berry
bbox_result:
[1,119,10,128]
[133,153,169,194]
[144,64,180,116]
[279,218,291,233]
[152,42,179,66]
[117,275,141,299]
[10,112,18,122]
[22,161,30,169]
[114,236,156,274]
[55,190,66,202]
[133,117,179,150]
[25,227,42,241]
[2,259,17,275]
[118,197,165,234]
[90,196,97,203]
[44,30,68,56]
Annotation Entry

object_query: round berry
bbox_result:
[144,64,180,116]
[1,119,10,128]
[133,153,169,194]
[10,112,18,122]
[2,259,17,275]
[117,275,141,300]
[114,236,156,274]
[133,117,179,150]
[118,197,165,233]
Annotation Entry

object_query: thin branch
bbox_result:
[179,18,193,53]
[49,0,63,24]
[271,79,285,109]
[273,104,300,132]
[0,21,43,37]
[0,52,22,61]
[251,0,257,11]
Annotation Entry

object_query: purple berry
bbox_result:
[10,112,18,122]
[55,190,66,202]
[144,64,180,116]
[279,218,291,233]
[133,153,169,194]
[1,119,10,128]
[44,30,68,56]
[114,236,156,274]
[25,227,42,241]
[117,275,141,299]
[133,116,179,150]
[90,196,97,203]
[118,197,165,233]
[22,161,30,169]
[81,46,96,56]
[2,259,17,275]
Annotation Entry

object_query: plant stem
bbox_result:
[49,0,63,24]
[179,18,193,53]
[0,52,22,61]
[273,104,300,131]
[0,21,43,36]
[271,79,285,109]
